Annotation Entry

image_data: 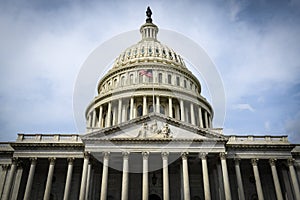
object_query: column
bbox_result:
[121,152,129,200]
[100,152,110,200]
[190,103,195,125]
[234,159,245,200]
[99,105,103,128]
[118,99,122,124]
[112,106,117,126]
[156,96,160,114]
[199,153,210,200]
[269,159,283,200]
[198,107,203,128]
[24,158,37,200]
[63,157,74,200]
[0,164,9,198]
[220,153,231,200]
[2,158,18,200]
[182,152,190,200]
[168,97,173,118]
[79,153,89,200]
[204,111,208,128]
[180,100,185,122]
[288,158,300,200]
[107,102,112,126]
[11,164,23,200]
[122,104,126,123]
[43,157,56,200]
[142,152,149,200]
[143,96,148,116]
[130,97,134,120]
[162,152,169,200]
[85,161,92,200]
[92,110,96,127]
[87,113,92,128]
[251,158,264,200]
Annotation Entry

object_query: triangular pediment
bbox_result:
[81,114,226,142]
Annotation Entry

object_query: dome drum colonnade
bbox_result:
[85,13,213,131]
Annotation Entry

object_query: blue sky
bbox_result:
[0,0,300,142]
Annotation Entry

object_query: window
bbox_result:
[169,51,173,59]
[184,80,187,88]
[168,74,172,84]
[130,74,134,84]
[137,105,143,117]
[155,48,159,55]
[148,105,154,113]
[121,76,125,86]
[127,106,131,120]
[114,79,118,87]
[160,105,165,114]
[139,74,143,83]
[158,73,163,83]
[176,77,180,86]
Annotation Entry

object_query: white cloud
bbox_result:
[232,104,255,112]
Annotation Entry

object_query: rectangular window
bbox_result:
[158,73,163,83]
[168,74,172,84]
[176,77,180,86]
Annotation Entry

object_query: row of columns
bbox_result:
[2,154,299,200]
[88,96,212,129]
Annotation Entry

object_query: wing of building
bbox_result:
[1,7,300,200]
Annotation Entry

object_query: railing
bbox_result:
[17,134,81,142]
[228,135,289,143]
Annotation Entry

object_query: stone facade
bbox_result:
[1,8,300,200]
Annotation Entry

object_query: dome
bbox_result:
[85,7,213,131]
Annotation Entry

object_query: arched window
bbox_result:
[130,74,134,84]
[184,80,187,88]
[158,73,163,83]
[114,79,118,87]
[148,105,154,113]
[160,105,165,114]
[121,76,125,86]
[168,74,172,84]
[137,105,143,117]
[176,77,180,86]
[139,73,143,83]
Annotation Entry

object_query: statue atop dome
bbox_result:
[146,6,152,23]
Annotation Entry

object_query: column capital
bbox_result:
[67,157,75,163]
[49,157,56,164]
[219,152,227,160]
[122,151,130,159]
[142,151,149,159]
[1,164,10,170]
[161,152,169,160]
[12,157,18,164]
[199,152,208,159]
[181,152,189,160]
[269,158,277,166]
[251,158,259,166]
[287,157,295,166]
[103,152,110,160]
[29,157,37,164]
[84,151,90,159]
[234,158,241,165]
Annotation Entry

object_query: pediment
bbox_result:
[81,114,226,142]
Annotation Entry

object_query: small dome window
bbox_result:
[149,47,152,55]
[169,51,173,59]
[155,48,159,55]
[141,47,145,55]
[174,54,178,62]
[134,49,138,56]
[127,50,131,57]
[162,49,166,57]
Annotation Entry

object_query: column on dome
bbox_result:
[180,99,185,122]
[122,103,126,123]
[143,96,148,116]
[251,158,264,200]
[92,109,97,127]
[204,110,208,128]
[234,159,245,200]
[142,152,149,200]
[190,103,195,125]
[107,101,112,127]
[79,153,89,200]
[118,99,122,124]
[181,152,190,200]
[112,104,117,126]
[199,153,211,200]
[208,115,212,128]
[99,105,103,128]
[11,164,23,200]
[219,153,231,200]
[24,158,37,200]
[63,158,74,200]
[130,97,134,120]
[287,158,300,200]
[269,159,283,200]
[43,157,56,200]
[156,96,160,114]
[121,152,129,200]
[100,152,110,200]
[0,164,9,198]
[87,113,92,128]
[162,152,169,200]
[198,107,203,128]
[168,97,173,118]
[2,158,18,200]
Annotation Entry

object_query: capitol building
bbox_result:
[1,7,300,200]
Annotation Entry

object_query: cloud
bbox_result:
[232,104,255,112]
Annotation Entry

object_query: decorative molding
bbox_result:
[161,152,169,160]
[29,157,37,164]
[67,157,75,164]
[219,152,227,160]
[142,151,149,159]
[84,151,90,159]
[1,164,10,170]
[269,158,277,166]
[287,157,295,166]
[103,152,110,160]
[199,152,208,159]
[122,151,130,159]
[49,157,56,164]
[181,152,188,160]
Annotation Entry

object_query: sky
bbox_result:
[0,0,300,142]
